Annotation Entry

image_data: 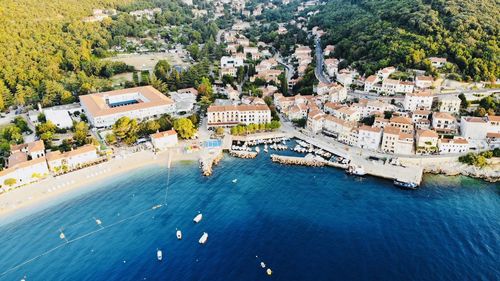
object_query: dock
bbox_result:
[199,149,223,176]
[291,132,423,185]
[230,150,258,159]
[270,154,325,167]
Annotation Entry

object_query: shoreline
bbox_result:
[0,149,200,221]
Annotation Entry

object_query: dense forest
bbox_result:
[310,0,499,82]
[0,0,218,111]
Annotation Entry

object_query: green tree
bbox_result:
[112,117,139,145]
[4,178,16,187]
[73,121,89,146]
[173,118,196,139]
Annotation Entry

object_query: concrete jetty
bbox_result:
[271,154,325,167]
[230,150,258,159]
[200,150,223,176]
[292,133,423,184]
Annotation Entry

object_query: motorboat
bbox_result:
[346,165,366,176]
[157,249,163,261]
[260,262,266,268]
[199,232,208,244]
[266,268,273,276]
[193,213,203,223]
[255,147,260,153]
[232,179,238,183]
[176,229,182,240]
[393,180,418,190]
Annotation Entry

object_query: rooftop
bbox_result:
[150,130,177,139]
[79,86,173,117]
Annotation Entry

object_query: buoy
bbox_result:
[266,268,273,276]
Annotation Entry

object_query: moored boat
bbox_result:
[157,249,163,261]
[193,213,203,223]
[199,232,208,244]
[393,180,418,190]
[346,165,366,176]
[176,229,182,240]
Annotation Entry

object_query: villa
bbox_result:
[80,86,175,128]
[150,130,178,150]
[432,112,457,134]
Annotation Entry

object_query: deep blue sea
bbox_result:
[0,148,498,281]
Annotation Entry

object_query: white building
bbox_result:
[382,79,414,95]
[460,117,488,140]
[44,109,73,129]
[150,130,178,150]
[377,66,396,80]
[207,104,271,127]
[416,129,439,154]
[46,145,100,173]
[307,110,325,134]
[221,56,244,68]
[170,90,197,113]
[381,126,414,155]
[415,76,434,89]
[10,140,45,161]
[432,112,457,134]
[356,126,382,150]
[80,86,175,128]
[403,90,434,111]
[324,58,339,77]
[335,107,360,122]
[439,96,461,114]
[0,157,49,190]
[429,57,447,68]
[438,138,469,154]
[336,69,358,87]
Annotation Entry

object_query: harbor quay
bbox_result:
[198,129,423,185]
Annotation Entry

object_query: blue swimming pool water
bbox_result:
[0,151,498,281]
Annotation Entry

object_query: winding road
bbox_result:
[314,37,331,84]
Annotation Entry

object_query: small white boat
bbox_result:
[266,268,273,275]
[176,229,182,240]
[232,179,238,183]
[255,147,260,153]
[193,213,203,223]
[95,219,102,225]
[157,249,163,261]
[59,232,66,240]
[260,261,266,268]
[199,232,208,244]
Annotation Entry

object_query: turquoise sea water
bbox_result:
[0,149,498,281]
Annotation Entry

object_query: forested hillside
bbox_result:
[0,0,131,110]
[310,0,499,82]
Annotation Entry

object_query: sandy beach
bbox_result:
[0,149,200,219]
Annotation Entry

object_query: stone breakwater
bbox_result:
[201,152,223,176]
[270,154,325,167]
[229,150,258,159]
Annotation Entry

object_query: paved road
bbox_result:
[314,37,330,84]
[276,54,294,85]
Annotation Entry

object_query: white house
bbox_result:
[356,126,382,150]
[439,96,461,114]
[460,116,488,140]
[377,66,396,80]
[381,126,414,155]
[150,130,178,150]
[438,138,469,154]
[220,56,244,68]
[416,129,439,154]
[324,58,339,77]
[403,90,434,111]
[382,79,414,94]
[415,76,434,89]
[307,110,325,134]
[429,57,447,68]
[432,112,457,134]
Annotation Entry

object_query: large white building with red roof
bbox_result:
[207,104,271,127]
[80,86,175,128]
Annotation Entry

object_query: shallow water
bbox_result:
[0,150,498,281]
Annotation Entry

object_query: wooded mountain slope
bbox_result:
[310,0,499,81]
[0,0,129,109]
